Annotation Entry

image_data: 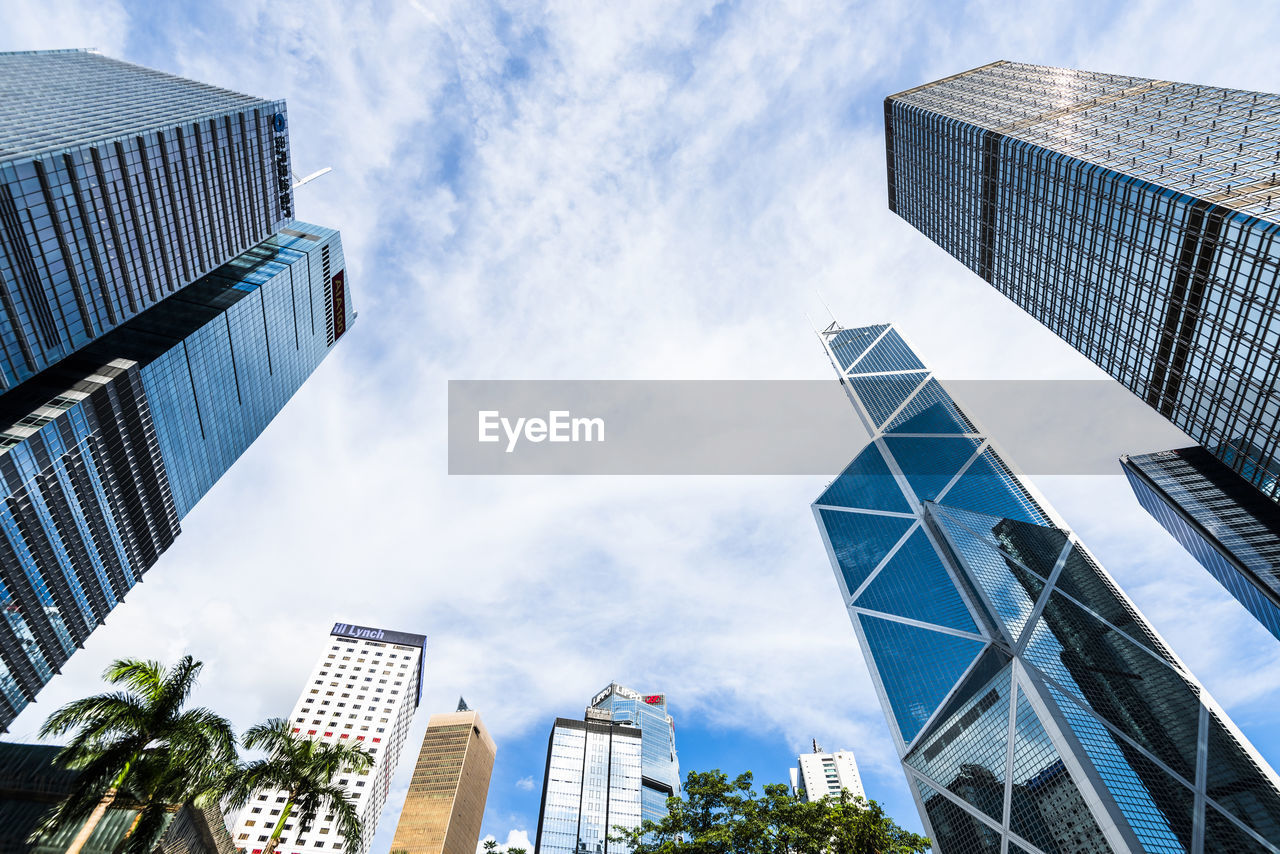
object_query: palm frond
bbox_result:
[41,692,148,742]
[242,718,295,755]
[103,659,166,699]
[114,799,173,854]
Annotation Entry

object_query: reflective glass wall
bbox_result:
[813,322,1280,853]
[0,49,293,389]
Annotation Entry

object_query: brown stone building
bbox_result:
[390,704,497,854]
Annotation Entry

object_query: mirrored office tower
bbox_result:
[884,61,1280,639]
[534,708,643,854]
[0,49,293,388]
[587,683,680,827]
[0,223,353,729]
[1122,448,1280,641]
[812,323,1280,853]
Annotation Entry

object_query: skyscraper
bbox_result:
[0,49,294,387]
[883,61,1280,639]
[229,622,426,854]
[534,708,643,854]
[1122,447,1280,641]
[533,684,678,854]
[0,223,352,729]
[790,740,865,803]
[812,322,1280,853]
[587,683,680,828]
[389,701,496,854]
[0,49,352,731]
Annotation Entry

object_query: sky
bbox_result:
[3,0,1280,851]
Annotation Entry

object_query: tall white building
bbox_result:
[230,622,427,854]
[790,741,865,803]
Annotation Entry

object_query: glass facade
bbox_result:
[812,322,1280,853]
[0,49,293,389]
[885,62,1280,638]
[589,683,681,827]
[534,715,644,854]
[1122,447,1280,641]
[0,223,354,731]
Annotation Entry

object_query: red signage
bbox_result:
[331,270,347,340]
[643,695,663,705]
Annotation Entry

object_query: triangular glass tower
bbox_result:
[812,322,1280,853]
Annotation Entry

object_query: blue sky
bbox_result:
[4,0,1280,851]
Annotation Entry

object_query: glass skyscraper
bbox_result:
[0,49,352,730]
[884,61,1280,640]
[534,684,678,854]
[812,322,1280,853]
[588,683,680,827]
[1122,447,1280,640]
[0,49,294,388]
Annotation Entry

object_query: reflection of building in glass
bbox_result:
[790,740,865,802]
[229,623,426,854]
[812,322,1280,853]
[534,708,643,854]
[884,61,1280,641]
[0,224,352,731]
[390,700,496,854]
[0,49,352,732]
[1123,447,1280,641]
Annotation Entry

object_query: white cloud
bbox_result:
[477,829,532,853]
[515,776,535,791]
[2,1,1280,849]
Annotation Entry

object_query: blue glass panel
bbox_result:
[1009,687,1113,852]
[815,445,911,512]
[855,528,978,633]
[849,372,928,429]
[883,436,982,503]
[936,449,1048,526]
[904,661,1009,822]
[886,379,975,435]
[980,512,1069,581]
[920,648,1012,746]
[1047,685,1190,854]
[1205,711,1280,847]
[1052,546,1174,663]
[850,328,926,373]
[929,503,1059,580]
[1204,803,1275,854]
[1022,592,1201,782]
[915,775,1004,854]
[929,506,1044,639]
[860,614,985,745]
[827,325,888,372]
[818,510,914,595]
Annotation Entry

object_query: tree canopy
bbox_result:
[608,769,930,854]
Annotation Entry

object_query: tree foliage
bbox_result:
[220,718,373,854]
[35,656,236,853]
[608,769,930,854]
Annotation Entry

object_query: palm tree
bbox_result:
[221,718,373,854]
[35,656,236,854]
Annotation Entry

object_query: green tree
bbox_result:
[608,769,930,854]
[34,656,236,854]
[221,718,373,854]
